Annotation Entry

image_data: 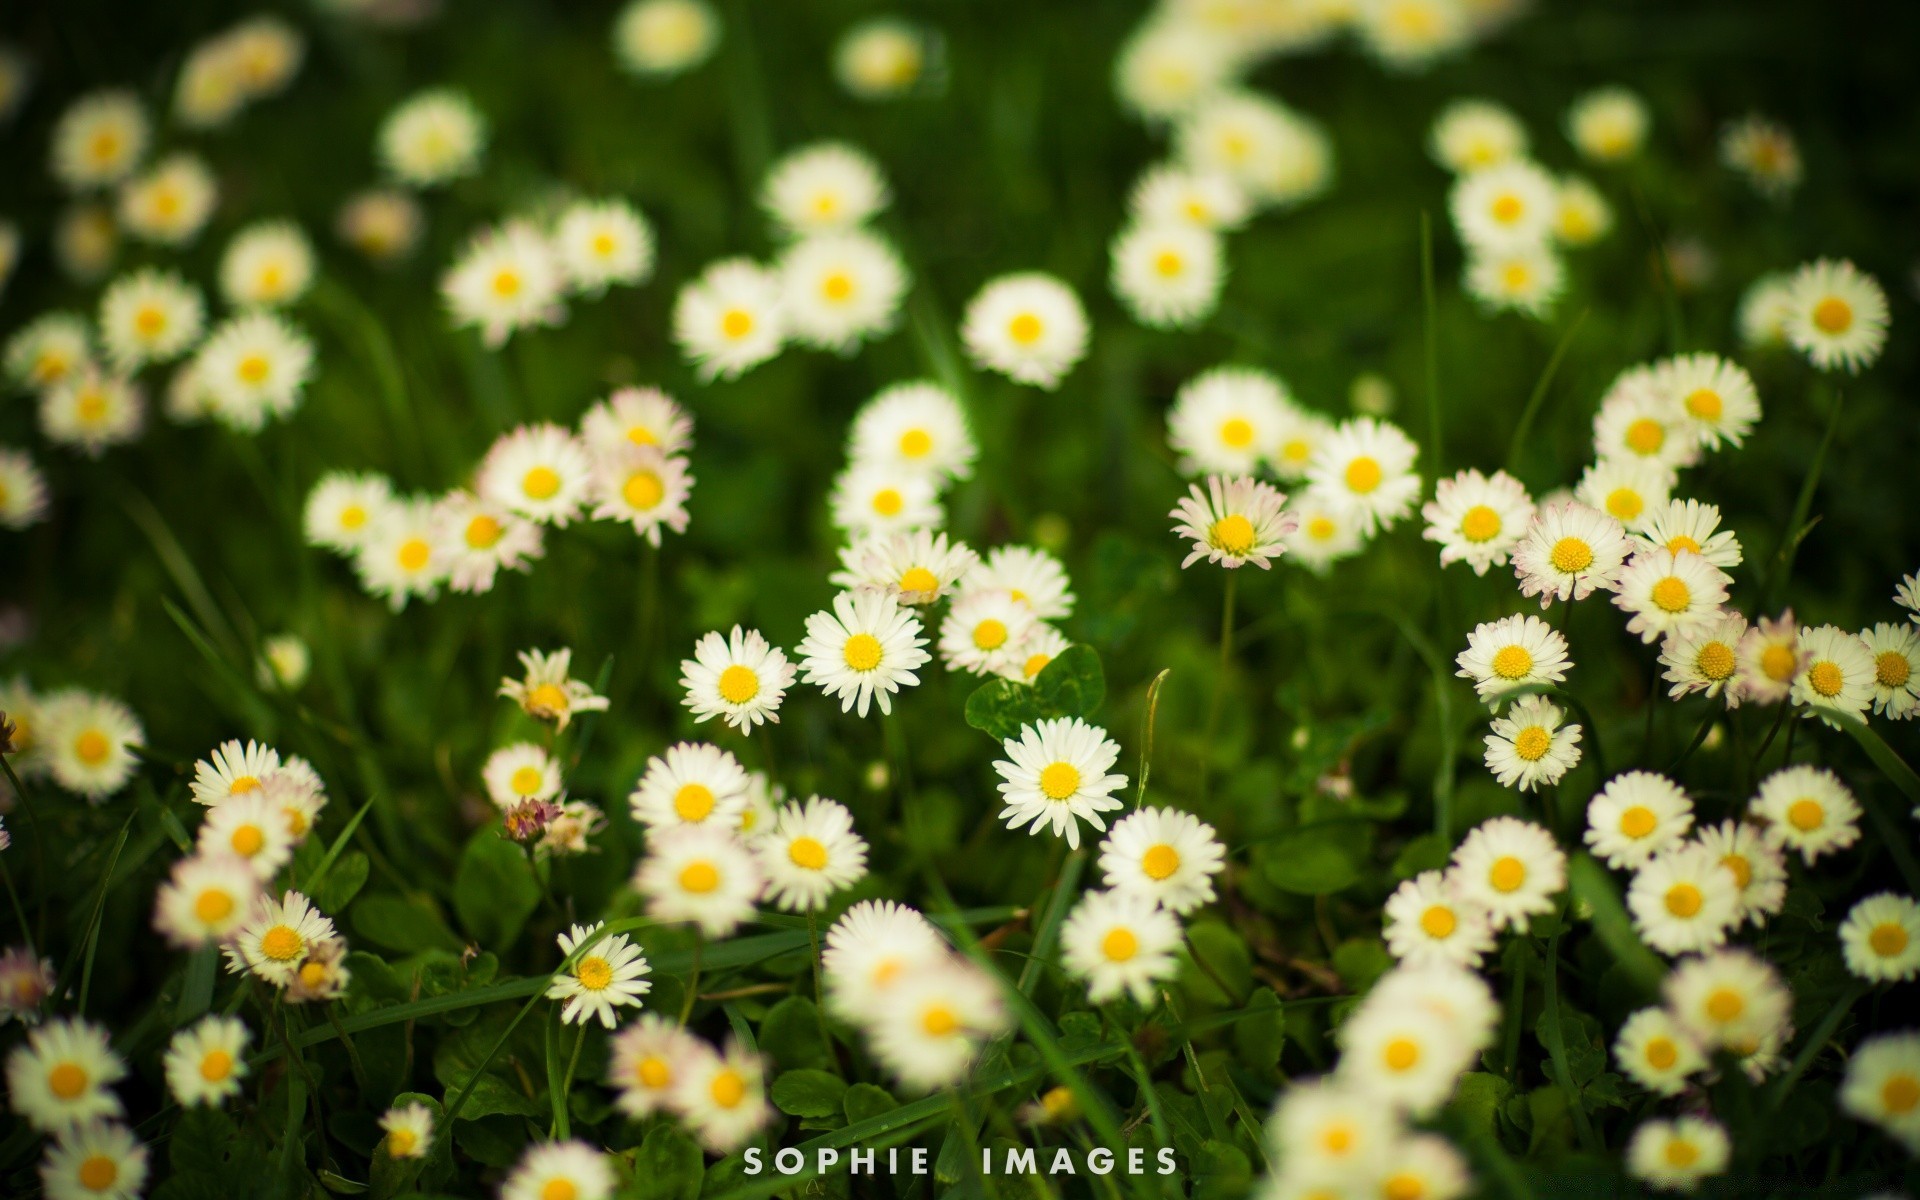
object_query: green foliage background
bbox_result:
[3,0,1920,1197]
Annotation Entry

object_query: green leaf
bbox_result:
[771,1068,848,1118]
[447,1073,542,1121]
[1259,824,1366,895]
[758,996,832,1070]
[1031,644,1105,720]
[842,1083,898,1125]
[1230,987,1285,1075]
[963,678,1045,742]
[312,851,370,915]
[1332,938,1392,991]
[452,830,541,950]
[1450,1071,1513,1139]
[1566,852,1664,999]
[628,1124,705,1200]
[351,896,465,955]
[1191,1140,1253,1200]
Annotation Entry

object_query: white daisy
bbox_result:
[1791,624,1876,724]
[5,1017,125,1131]
[1128,163,1251,232]
[37,689,142,799]
[821,899,947,1022]
[608,1015,701,1118]
[938,588,1037,677]
[1663,947,1791,1053]
[613,0,722,78]
[1305,417,1421,536]
[195,311,314,432]
[1336,990,1475,1115]
[1750,764,1860,863]
[678,627,794,731]
[1654,353,1759,450]
[589,445,693,545]
[848,381,975,482]
[117,153,218,245]
[553,198,655,295]
[1863,622,1920,720]
[1483,694,1582,792]
[1112,20,1237,121]
[1060,888,1182,1006]
[476,423,593,527]
[828,459,943,538]
[1166,365,1294,477]
[1098,806,1226,915]
[303,472,394,554]
[1463,244,1565,317]
[1782,258,1888,373]
[1585,771,1693,870]
[335,189,422,263]
[1720,115,1802,198]
[1612,1006,1706,1096]
[5,312,93,392]
[1659,611,1748,703]
[673,257,786,382]
[964,545,1075,620]
[1428,99,1528,174]
[442,220,566,348]
[38,1120,148,1200]
[1421,468,1534,576]
[1450,159,1558,252]
[1626,1116,1729,1193]
[1690,820,1786,927]
[1840,893,1920,983]
[0,447,51,530]
[1449,816,1565,931]
[219,219,314,309]
[153,853,262,949]
[1628,844,1741,956]
[501,1141,613,1200]
[163,1016,249,1107]
[831,529,979,606]
[1174,90,1333,209]
[53,203,119,283]
[672,1039,771,1155]
[1282,499,1367,573]
[993,717,1128,850]
[760,142,888,237]
[1267,1078,1402,1187]
[795,590,931,717]
[1354,0,1475,69]
[378,88,486,187]
[1737,271,1796,348]
[354,498,448,611]
[50,90,148,189]
[579,385,692,458]
[1170,474,1298,570]
[223,891,336,988]
[1575,457,1676,532]
[998,624,1074,684]
[40,370,144,457]
[1383,870,1497,969]
[98,268,204,370]
[547,922,652,1028]
[1735,610,1805,706]
[1631,498,1743,570]
[1454,613,1571,707]
[629,742,749,831]
[1512,500,1630,608]
[196,790,296,881]
[498,647,608,731]
[1611,549,1731,644]
[633,824,763,938]
[1111,220,1224,329]
[432,490,544,594]
[1566,87,1649,164]
[482,742,562,810]
[1839,1032,1920,1154]
[833,18,931,101]
[756,796,868,911]
[1552,175,1614,246]
[868,960,1008,1090]
[778,229,909,351]
[1896,572,1920,625]
[960,272,1089,390]
[379,1102,434,1160]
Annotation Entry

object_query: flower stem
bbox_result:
[678,934,704,1026]
[807,909,834,1057]
[1200,572,1238,804]
[326,1004,372,1096]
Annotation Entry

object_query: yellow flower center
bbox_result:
[638,1056,671,1088]
[871,488,904,517]
[75,730,111,765]
[898,567,939,595]
[626,423,658,446]
[1024,653,1052,679]
[1705,988,1744,1023]
[1282,439,1310,464]
[1883,1075,1920,1114]
[1876,651,1912,688]
[195,889,234,923]
[1644,1038,1677,1070]
[591,233,616,258]
[1762,644,1798,683]
[387,1128,418,1157]
[231,824,265,857]
[541,1180,577,1200]
[231,775,263,795]
[1154,250,1185,277]
[1489,855,1527,893]
[1141,844,1181,880]
[1383,1038,1420,1071]
[510,765,544,796]
[465,515,503,549]
[1513,726,1551,762]
[622,470,664,510]
[1490,644,1532,679]
[1420,905,1456,938]
[843,633,883,671]
[1219,418,1254,448]
[674,784,715,822]
[79,1155,118,1190]
[1624,418,1665,455]
[299,962,328,989]
[1102,928,1138,962]
[1684,389,1722,420]
[821,272,853,301]
[521,466,561,501]
[972,619,1009,651]
[527,682,569,713]
[717,665,759,704]
[1812,296,1852,334]
[1697,642,1735,680]
[679,861,719,893]
[1619,806,1657,839]
[1460,505,1501,542]
[491,270,521,298]
[1665,884,1703,918]
[1384,1174,1426,1200]
[710,1067,746,1108]
[1007,313,1042,344]
[1605,488,1642,522]
[1664,1140,1699,1168]
[397,538,431,571]
[48,1062,89,1099]
[1039,762,1081,801]
[922,1004,958,1036]
[1722,853,1751,889]
[575,956,613,990]
[1869,922,1909,958]
[721,309,755,339]
[1787,798,1824,832]
[1549,536,1594,573]
[898,429,933,458]
[1807,661,1844,698]
[1209,513,1255,555]
[1490,194,1522,224]
[89,130,122,161]
[1320,1123,1354,1155]
[135,306,166,336]
[1665,535,1702,556]
[260,924,303,961]
[1344,456,1383,494]
[1502,262,1531,290]
[1651,577,1691,613]
[339,505,367,530]
[788,836,829,870]
[1307,516,1335,540]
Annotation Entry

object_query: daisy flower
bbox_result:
[1584,771,1693,869]
[828,459,942,538]
[432,491,544,594]
[1098,806,1226,915]
[219,220,314,309]
[1128,164,1251,232]
[1575,457,1676,532]
[1365,1136,1472,1200]
[589,445,693,546]
[821,900,948,1022]
[1655,353,1760,450]
[1463,244,1564,317]
[501,1141,613,1200]
[1691,820,1786,927]
[1626,1116,1729,1192]
[1735,610,1804,705]
[1627,844,1741,956]
[38,1120,147,1200]
[1659,611,1748,703]
[98,268,204,370]
[993,718,1128,851]
[1383,871,1497,969]
[1791,624,1876,724]
[442,220,565,348]
[303,472,394,553]
[1267,1079,1402,1187]
[678,627,793,731]
[196,791,296,880]
[965,546,1075,620]
[1166,365,1294,477]
[673,1039,770,1154]
[1839,893,1920,983]
[1428,99,1528,174]
[1566,87,1649,164]
[499,648,610,732]
[378,88,486,187]
[1552,176,1613,246]
[1450,816,1565,932]
[224,891,336,988]
[336,189,422,263]
[0,448,50,530]
[1305,417,1421,535]
[1863,622,1920,720]
[672,257,786,382]
[608,1015,701,1118]
[1336,992,1474,1115]
[1720,115,1802,197]
[1897,572,1920,625]
[196,311,314,431]
[1513,500,1630,608]
[117,153,218,245]
[831,529,979,606]
[1736,272,1796,348]
[153,854,262,948]
[5,312,93,392]
[630,742,748,830]
[1112,20,1236,121]
[476,423,593,527]
[1449,159,1557,251]
[1454,614,1571,707]
[553,198,655,295]
[1611,548,1731,644]
[0,947,55,1022]
[579,385,692,458]
[848,381,975,482]
[960,272,1089,390]
[1174,90,1332,209]
[938,588,1037,677]
[1664,947,1791,1053]
[756,796,869,911]
[38,689,142,799]
[547,922,651,1028]
[1110,221,1224,329]
[282,933,351,1005]
[1750,764,1860,863]
[760,141,888,237]
[1170,474,1298,570]
[735,772,782,842]
[1282,500,1366,573]
[998,624,1074,684]
[379,1102,434,1160]
[482,742,561,810]
[834,17,929,99]
[633,824,763,938]
[778,229,909,351]
[50,90,148,189]
[1839,1032,1920,1154]
[225,16,305,98]
[1612,1006,1705,1096]
[5,1018,126,1130]
[354,498,448,611]
[868,960,1009,1090]
[54,203,119,282]
[1355,0,1475,69]
[1269,400,1335,483]
[1060,888,1182,1006]
[163,1017,249,1107]
[795,590,931,717]
[1782,258,1889,373]
[40,371,144,457]
[614,0,722,77]
[1631,498,1743,570]
[1422,468,1534,576]
[1483,694,1582,792]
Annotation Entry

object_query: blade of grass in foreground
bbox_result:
[1506,309,1589,474]
[1763,387,1841,610]
[1567,852,1665,999]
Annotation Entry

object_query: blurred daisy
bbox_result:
[1737,271,1796,348]
[1611,548,1730,644]
[1839,893,1920,983]
[1061,888,1182,1006]
[779,230,908,351]
[938,588,1037,677]
[580,385,691,458]
[379,1102,433,1160]
[1895,572,1920,625]
[1660,611,1748,703]
[994,717,1127,850]
[1112,20,1237,121]
[1513,500,1630,607]
[477,423,593,527]
[197,791,295,880]
[1626,1116,1728,1192]
[674,1039,770,1154]
[1585,770,1693,869]
[1783,258,1888,373]
[999,624,1073,684]
[832,529,978,606]
[1098,806,1225,915]
[829,460,941,538]
[1632,498,1742,570]
[196,311,314,431]
[966,546,1075,620]
[1791,624,1875,724]
[443,220,565,347]
[1428,99,1527,173]
[220,220,314,309]
[0,448,51,530]
[680,627,794,731]
[1552,176,1613,246]
[1365,1135,1472,1200]
[1175,90,1333,209]
[614,0,722,78]
[554,198,655,295]
[821,900,946,1021]
[40,371,143,457]
[1111,221,1224,329]
[1720,115,1801,198]
[1566,87,1648,164]
[224,891,335,988]
[153,854,261,948]
[1577,459,1676,536]
[630,742,748,831]
[5,312,93,392]
[1268,1079,1401,1187]
[589,445,692,545]
[848,382,975,481]
[1450,816,1564,931]
[1282,499,1366,573]
[1166,364,1292,477]
[354,498,447,610]
[483,742,562,810]
[1863,622,1920,720]
[960,272,1089,390]
[1306,417,1421,535]
[834,18,934,101]
[761,142,888,237]
[163,1017,249,1107]
[1664,946,1791,1053]
[1628,844,1741,956]
[1594,372,1698,470]
[736,772,782,842]
[432,491,544,594]
[38,1120,147,1200]
[868,960,1008,1090]
[795,590,931,717]
[1734,610,1804,705]
[1128,164,1250,232]
[633,824,763,938]
[547,922,651,1028]
[54,203,119,282]
[98,268,204,370]
[757,796,868,911]
[1422,468,1534,575]
[38,690,142,799]
[1839,1033,1920,1154]
[1750,764,1859,863]
[673,258,785,382]
[1170,474,1298,570]
[1613,1006,1705,1096]
[5,1017,125,1130]
[1691,819,1786,927]
[378,88,486,187]
[501,1141,613,1200]
[500,648,609,731]
[1656,354,1759,450]
[1337,991,1473,1115]
[0,947,54,1022]
[1354,0,1474,69]
[336,189,423,263]
[224,16,304,99]
[51,90,148,190]
[609,1015,700,1118]
[1450,159,1557,251]
[1454,613,1570,707]
[1382,871,1496,969]
[1483,694,1581,792]
[1464,244,1564,317]
[117,153,217,245]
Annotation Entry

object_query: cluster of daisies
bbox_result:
[0,679,144,802]
[441,193,656,347]
[303,385,697,609]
